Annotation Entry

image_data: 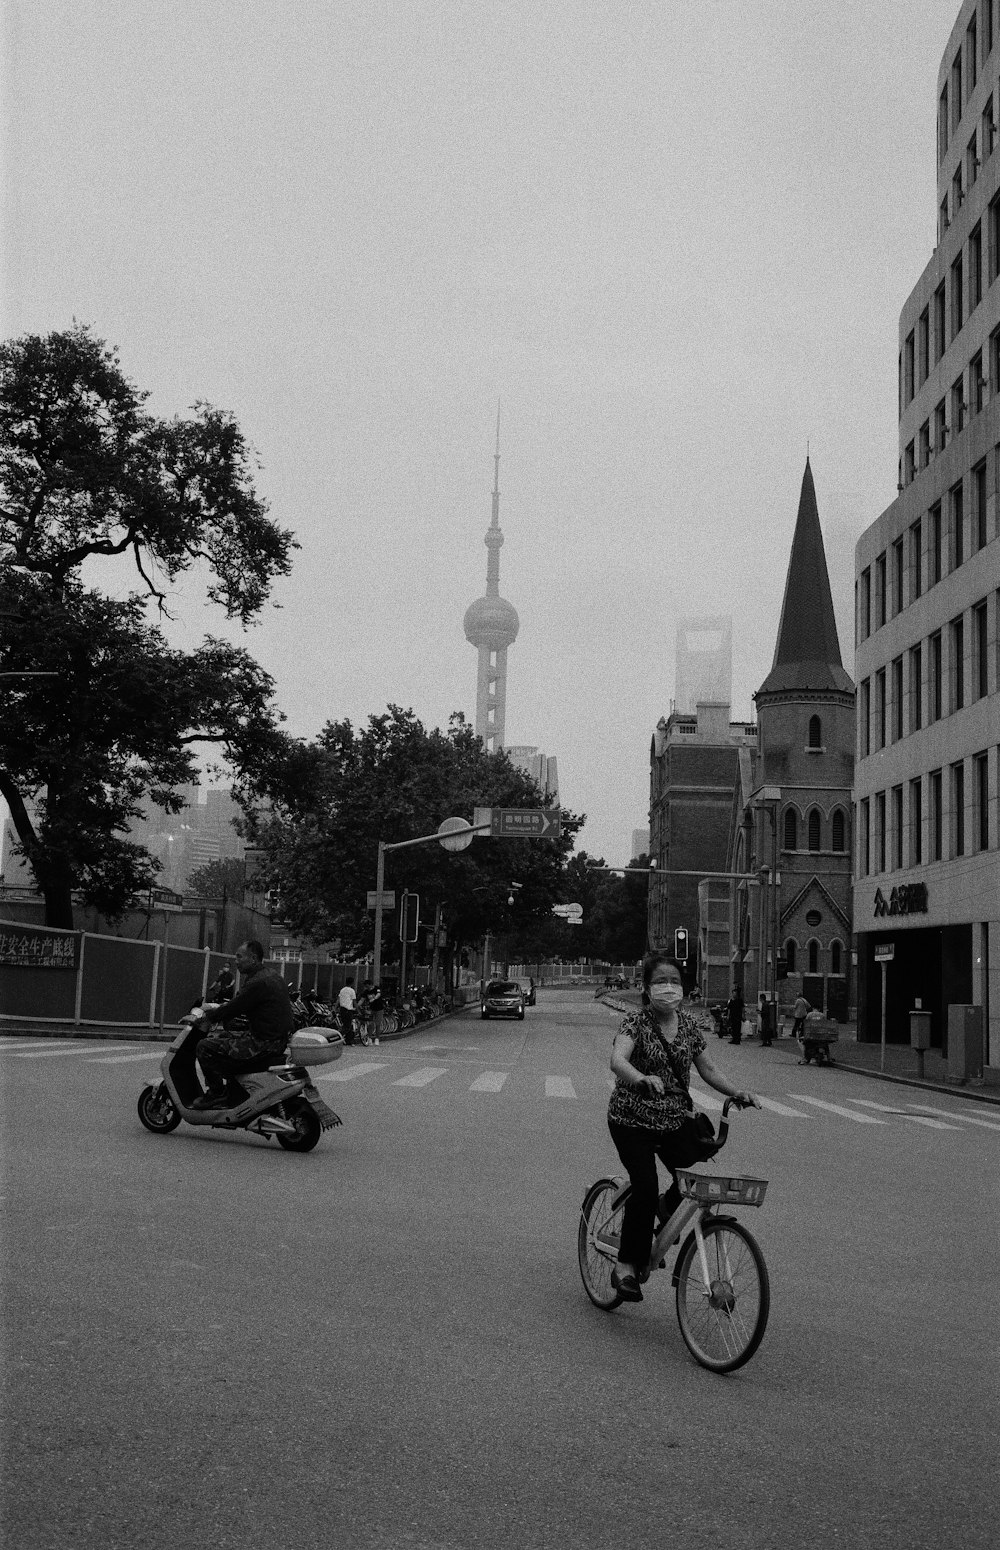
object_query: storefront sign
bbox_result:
[873,883,928,918]
[0,924,80,969]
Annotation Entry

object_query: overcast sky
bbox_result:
[2,0,955,864]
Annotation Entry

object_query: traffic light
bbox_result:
[674,927,689,961]
[399,892,420,943]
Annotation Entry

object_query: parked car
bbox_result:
[481,979,525,1020]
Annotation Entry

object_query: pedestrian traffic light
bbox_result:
[399,892,420,943]
[674,927,689,961]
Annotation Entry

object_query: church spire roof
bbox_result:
[756,459,854,698]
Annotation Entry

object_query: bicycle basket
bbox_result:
[675,1171,768,1206]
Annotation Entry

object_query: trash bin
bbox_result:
[910,1009,932,1079]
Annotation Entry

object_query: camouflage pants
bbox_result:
[196,1031,284,1092]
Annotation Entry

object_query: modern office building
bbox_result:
[505,746,559,803]
[674,617,733,715]
[463,411,519,753]
[631,828,650,861]
[647,701,757,962]
[854,0,1000,1072]
[727,461,855,1019]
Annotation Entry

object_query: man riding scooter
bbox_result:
[192,940,295,1109]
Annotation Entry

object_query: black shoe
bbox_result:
[611,1268,643,1302]
[190,1090,226,1110]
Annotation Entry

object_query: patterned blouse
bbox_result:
[607,1006,707,1133]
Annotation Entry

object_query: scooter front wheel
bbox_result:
[137,1083,181,1134]
[276,1098,321,1152]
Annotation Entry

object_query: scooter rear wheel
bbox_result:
[137,1083,181,1134]
[276,1098,321,1152]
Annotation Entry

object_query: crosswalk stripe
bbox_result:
[758,1096,811,1118]
[846,1099,961,1130]
[907,1103,1000,1132]
[6,1046,110,1060]
[688,1085,724,1112]
[393,1066,447,1088]
[545,1076,577,1099]
[470,1071,508,1092]
[314,1061,387,1083]
[788,1095,887,1124]
[86,1050,164,1064]
[0,1040,78,1052]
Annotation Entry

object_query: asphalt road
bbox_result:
[1,989,997,1549]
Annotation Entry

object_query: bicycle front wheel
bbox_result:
[675,1218,769,1372]
[578,1178,628,1310]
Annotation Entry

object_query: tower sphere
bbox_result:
[463,594,520,649]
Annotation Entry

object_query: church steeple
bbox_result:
[757,459,853,698]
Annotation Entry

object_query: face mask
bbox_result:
[649,982,683,1010]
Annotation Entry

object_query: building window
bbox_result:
[931,503,943,583]
[930,631,943,721]
[860,678,871,758]
[910,519,922,599]
[954,166,965,219]
[892,656,903,741]
[807,940,819,975]
[935,283,947,358]
[930,769,943,861]
[919,421,931,470]
[876,792,886,872]
[860,797,871,876]
[875,553,887,628]
[952,50,962,132]
[986,94,997,159]
[892,785,904,870]
[975,750,990,851]
[918,307,930,384]
[951,481,965,569]
[904,442,916,484]
[876,668,887,747]
[831,809,846,852]
[807,809,821,852]
[974,599,989,698]
[892,539,904,615]
[971,223,983,309]
[987,3,995,63]
[859,567,871,640]
[783,808,797,851]
[968,11,978,89]
[910,643,923,732]
[903,329,915,402]
[951,255,964,342]
[970,131,980,188]
[940,86,950,162]
[974,460,988,548]
[935,398,948,454]
[808,714,822,749]
[952,761,966,857]
[972,349,986,413]
[952,375,966,437]
[785,940,797,974]
[910,777,923,866]
[992,326,1000,394]
[831,940,842,976]
[952,614,965,711]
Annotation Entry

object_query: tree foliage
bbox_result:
[184,856,248,900]
[245,707,582,953]
[0,325,296,927]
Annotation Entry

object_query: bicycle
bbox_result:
[578,1099,770,1372]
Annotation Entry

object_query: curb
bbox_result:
[0,1005,468,1047]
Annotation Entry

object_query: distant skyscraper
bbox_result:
[631,828,650,860]
[506,746,559,803]
[674,617,733,714]
[463,409,519,753]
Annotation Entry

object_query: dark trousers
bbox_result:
[608,1120,699,1272]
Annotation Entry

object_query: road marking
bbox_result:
[545,1076,577,1099]
[688,1085,724,1111]
[757,1096,811,1118]
[788,1095,887,1124]
[5,1046,112,1060]
[906,1103,1000,1132]
[393,1066,447,1088]
[420,1045,480,1052]
[846,1099,961,1130]
[469,1071,508,1092]
[86,1050,165,1064]
[314,1061,387,1083]
[0,1041,79,1052]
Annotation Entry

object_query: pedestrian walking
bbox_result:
[791,992,812,1040]
[727,984,745,1044]
[338,978,358,1044]
[758,993,774,1047]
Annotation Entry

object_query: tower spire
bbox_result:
[463,407,520,752]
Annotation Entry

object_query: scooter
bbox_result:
[137,1009,344,1152]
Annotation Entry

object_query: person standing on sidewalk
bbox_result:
[727,984,745,1044]
[758,993,774,1047]
[791,992,812,1041]
[337,978,358,1045]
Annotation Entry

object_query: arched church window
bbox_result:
[808,714,822,748]
[831,940,842,975]
[808,939,820,974]
[808,809,822,851]
[783,808,798,850]
[831,809,846,852]
[785,939,797,973]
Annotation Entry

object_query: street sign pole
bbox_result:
[373,842,387,988]
[881,961,887,1072]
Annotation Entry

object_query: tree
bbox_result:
[185,856,247,900]
[585,855,651,963]
[0,325,296,927]
[245,708,582,957]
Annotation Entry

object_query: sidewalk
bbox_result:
[597,996,1000,1108]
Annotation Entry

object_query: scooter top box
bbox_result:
[288,1029,345,1066]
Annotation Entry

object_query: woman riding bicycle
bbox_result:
[608,950,759,1302]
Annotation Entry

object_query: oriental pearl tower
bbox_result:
[463,407,519,754]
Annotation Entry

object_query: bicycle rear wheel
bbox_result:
[578,1178,628,1310]
[675,1217,769,1372]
